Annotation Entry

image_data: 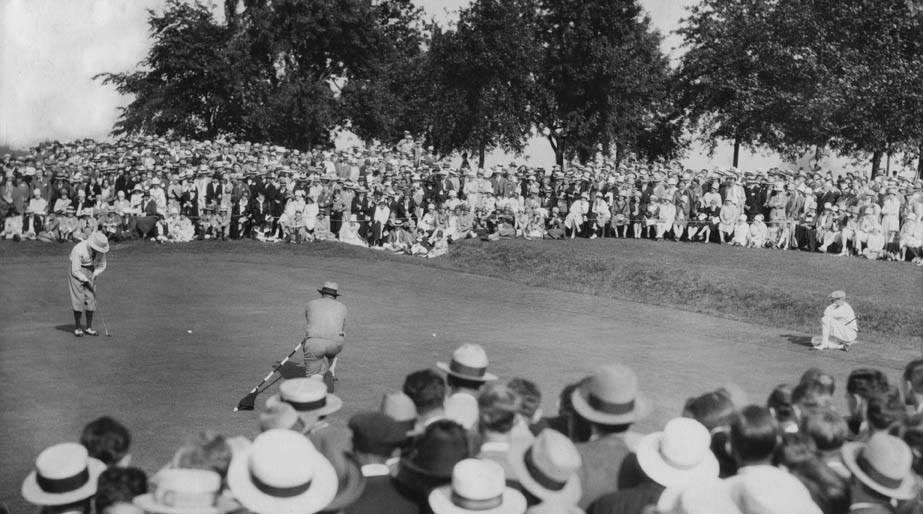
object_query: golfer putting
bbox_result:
[68,232,109,337]
[302,281,347,392]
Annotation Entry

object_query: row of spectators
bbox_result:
[19,345,923,514]
[2,136,922,262]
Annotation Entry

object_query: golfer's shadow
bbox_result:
[275,360,305,379]
[782,334,815,348]
[54,324,77,333]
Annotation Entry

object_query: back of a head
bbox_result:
[800,409,848,452]
[730,405,780,465]
[799,368,835,397]
[767,384,796,424]
[684,390,738,431]
[171,431,233,478]
[478,382,522,434]
[789,459,851,514]
[772,432,818,469]
[792,380,833,415]
[865,387,905,432]
[403,369,446,414]
[93,467,148,514]
[507,377,542,421]
[80,416,131,466]
[846,368,889,400]
[904,359,923,394]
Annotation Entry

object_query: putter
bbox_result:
[90,283,111,337]
[234,339,304,411]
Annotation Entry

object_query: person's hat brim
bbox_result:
[267,393,343,418]
[21,458,106,506]
[506,441,580,504]
[226,443,338,514]
[428,484,526,514]
[570,388,651,425]
[635,432,719,489]
[132,492,240,514]
[89,241,110,253]
[842,442,917,500]
[435,362,497,382]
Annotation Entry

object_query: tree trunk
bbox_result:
[732,135,741,168]
[870,150,883,178]
[547,135,564,168]
[918,144,923,180]
[478,144,486,169]
[615,142,623,169]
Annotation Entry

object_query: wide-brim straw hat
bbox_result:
[635,418,719,489]
[227,430,338,514]
[571,364,651,425]
[88,231,110,253]
[506,430,581,505]
[21,443,106,506]
[842,434,917,500]
[436,343,498,382]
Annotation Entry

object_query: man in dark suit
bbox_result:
[205,173,224,206]
[344,412,417,514]
[571,364,651,509]
[351,188,373,240]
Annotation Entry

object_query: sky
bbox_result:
[0,0,891,172]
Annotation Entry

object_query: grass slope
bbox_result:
[429,238,922,348]
[2,237,919,347]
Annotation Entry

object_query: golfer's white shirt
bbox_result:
[70,240,106,279]
[823,302,858,331]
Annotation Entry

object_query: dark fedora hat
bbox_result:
[394,420,470,491]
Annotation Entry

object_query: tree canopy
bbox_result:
[98,0,922,174]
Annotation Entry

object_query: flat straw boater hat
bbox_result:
[267,378,342,418]
[437,344,498,382]
[134,469,238,514]
[227,429,338,514]
[22,442,106,506]
[507,429,582,505]
[428,459,527,514]
[571,364,651,425]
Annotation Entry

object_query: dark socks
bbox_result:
[73,311,82,328]
[85,311,94,329]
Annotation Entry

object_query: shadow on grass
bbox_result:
[273,360,305,379]
[54,324,75,333]
[782,334,815,348]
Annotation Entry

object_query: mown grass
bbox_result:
[421,238,922,348]
[3,237,920,347]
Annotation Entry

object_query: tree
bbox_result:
[96,1,235,139]
[678,0,923,173]
[531,0,677,166]
[339,0,430,146]
[99,0,425,150]
[424,0,539,167]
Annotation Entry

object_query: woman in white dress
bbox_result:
[338,214,367,247]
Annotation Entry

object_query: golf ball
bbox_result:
[433,333,437,337]
[187,330,193,334]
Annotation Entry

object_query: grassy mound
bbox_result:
[426,238,922,348]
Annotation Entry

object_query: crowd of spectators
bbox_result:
[2,135,922,263]
[18,346,923,514]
